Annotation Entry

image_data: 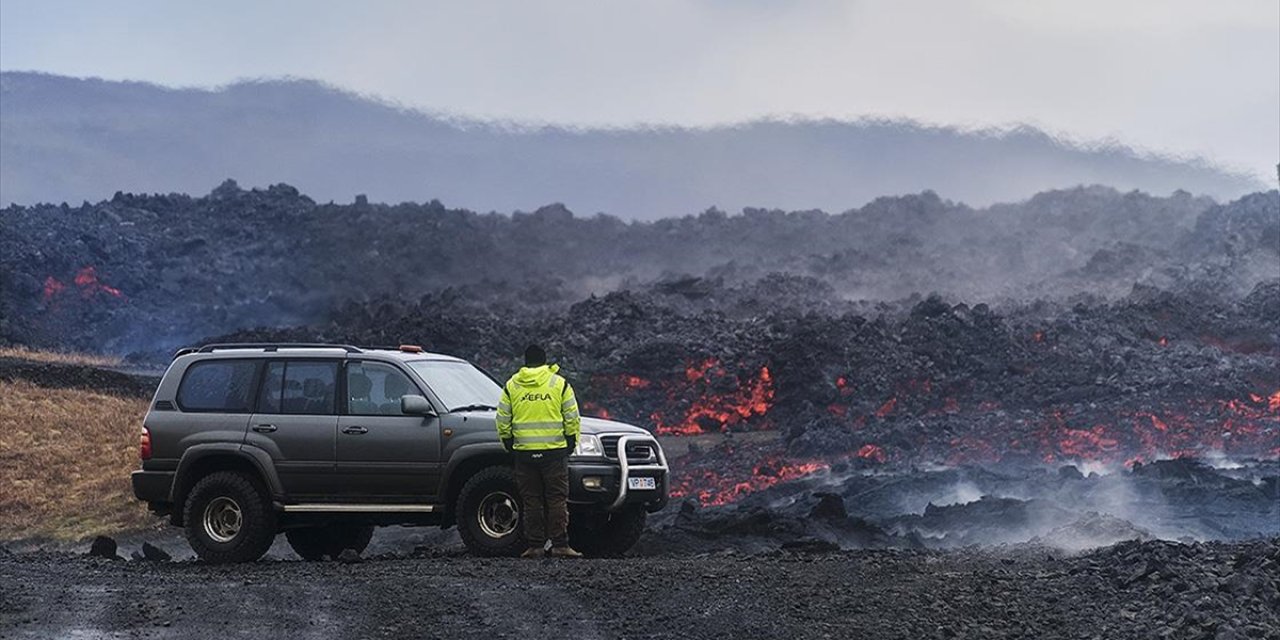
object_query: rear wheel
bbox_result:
[183,471,276,564]
[285,525,375,561]
[569,506,647,557]
[456,466,526,557]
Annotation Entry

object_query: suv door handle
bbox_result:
[252,424,277,433]
[342,425,369,435]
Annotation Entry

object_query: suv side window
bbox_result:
[256,360,337,415]
[177,360,259,412]
[257,362,285,413]
[347,361,418,416]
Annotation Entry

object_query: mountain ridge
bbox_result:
[0,71,1264,217]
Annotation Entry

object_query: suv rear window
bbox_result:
[177,360,259,412]
[257,360,338,415]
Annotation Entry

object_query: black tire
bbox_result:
[456,466,526,557]
[569,506,647,558]
[182,471,276,564]
[285,525,375,561]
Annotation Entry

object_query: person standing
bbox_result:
[495,344,584,558]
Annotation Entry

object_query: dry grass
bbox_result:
[0,380,156,541]
[0,346,122,368]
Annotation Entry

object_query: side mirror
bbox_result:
[401,394,436,416]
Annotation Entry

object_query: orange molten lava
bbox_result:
[671,387,1279,506]
[856,444,887,463]
[73,266,123,298]
[874,397,897,418]
[42,276,66,302]
[1054,425,1121,461]
[671,456,828,506]
[685,358,718,382]
[653,359,775,435]
[580,401,610,419]
[42,266,124,303]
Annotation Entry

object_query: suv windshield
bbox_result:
[407,360,501,411]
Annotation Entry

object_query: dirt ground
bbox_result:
[0,380,154,541]
[3,538,1277,640]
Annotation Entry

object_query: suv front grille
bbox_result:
[600,435,657,464]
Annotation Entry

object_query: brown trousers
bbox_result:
[513,450,570,546]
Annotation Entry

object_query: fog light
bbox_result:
[582,476,604,490]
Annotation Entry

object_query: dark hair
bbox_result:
[524,344,547,366]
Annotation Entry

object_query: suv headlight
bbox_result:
[574,434,603,457]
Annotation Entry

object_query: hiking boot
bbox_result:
[549,545,583,558]
[520,546,545,559]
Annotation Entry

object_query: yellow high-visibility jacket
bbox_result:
[496,364,580,451]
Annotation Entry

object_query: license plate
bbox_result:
[628,477,657,490]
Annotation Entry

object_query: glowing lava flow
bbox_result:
[874,397,897,418]
[597,361,1278,507]
[651,359,775,435]
[856,444,887,463]
[669,456,828,506]
[42,266,124,302]
[675,385,1280,506]
[580,401,611,419]
[41,277,66,301]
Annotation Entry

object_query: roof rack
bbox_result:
[194,343,364,354]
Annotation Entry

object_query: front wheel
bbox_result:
[456,466,527,557]
[569,506,647,557]
[286,525,375,561]
[182,471,276,564]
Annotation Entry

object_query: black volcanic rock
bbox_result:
[2,181,1273,356]
[780,538,841,553]
[140,542,171,562]
[87,536,119,560]
[809,493,849,521]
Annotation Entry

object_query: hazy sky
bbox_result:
[2,0,1277,178]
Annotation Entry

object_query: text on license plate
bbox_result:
[628,477,657,490]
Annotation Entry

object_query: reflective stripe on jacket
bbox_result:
[495,364,581,451]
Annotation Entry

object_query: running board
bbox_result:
[282,504,436,513]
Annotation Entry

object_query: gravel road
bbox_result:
[3,539,1276,639]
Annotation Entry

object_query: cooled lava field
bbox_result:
[3,538,1278,639]
[1,184,1278,637]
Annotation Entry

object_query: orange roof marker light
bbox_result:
[399,344,424,353]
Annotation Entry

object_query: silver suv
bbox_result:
[131,343,669,563]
